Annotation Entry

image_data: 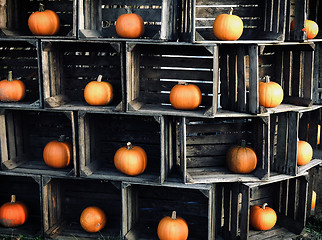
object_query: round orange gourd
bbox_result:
[0,71,26,102]
[43,135,72,168]
[115,13,144,38]
[259,76,284,108]
[170,81,202,110]
[114,142,147,176]
[84,75,113,106]
[80,206,106,233]
[297,140,313,166]
[311,191,317,210]
[317,125,320,145]
[226,140,257,174]
[213,8,243,41]
[28,3,60,36]
[157,211,189,240]
[250,203,277,231]
[0,195,28,227]
[290,19,319,39]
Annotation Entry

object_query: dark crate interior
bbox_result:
[1,110,75,176]
[123,184,209,240]
[0,174,41,238]
[174,116,269,183]
[0,0,75,38]
[80,113,162,182]
[44,178,121,239]
[0,40,40,108]
[127,43,217,117]
[42,41,123,111]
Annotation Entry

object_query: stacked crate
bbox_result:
[0,0,321,239]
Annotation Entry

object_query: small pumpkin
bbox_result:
[290,19,319,39]
[80,206,106,233]
[0,195,28,227]
[157,211,189,240]
[115,13,144,38]
[0,71,26,102]
[170,81,202,110]
[259,76,284,108]
[84,75,113,106]
[213,8,243,41]
[114,142,147,176]
[250,203,277,231]
[297,140,313,166]
[43,135,72,168]
[226,140,257,174]
[28,3,60,36]
[311,191,317,210]
[317,125,320,145]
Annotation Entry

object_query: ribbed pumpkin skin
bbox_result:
[250,204,277,231]
[157,212,189,240]
[0,196,28,227]
[84,81,113,106]
[259,81,284,108]
[213,12,243,40]
[80,206,106,233]
[297,140,313,166]
[114,143,147,176]
[28,9,60,35]
[170,83,202,110]
[43,140,72,168]
[0,79,25,102]
[116,13,145,38]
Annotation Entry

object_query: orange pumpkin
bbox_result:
[170,81,202,110]
[297,140,313,166]
[0,195,28,227]
[84,75,113,106]
[114,142,147,176]
[115,13,145,38]
[0,71,26,102]
[80,206,106,233]
[311,191,317,210]
[259,76,284,108]
[213,8,243,41]
[290,19,319,39]
[157,211,189,240]
[226,140,257,174]
[28,3,60,36]
[317,125,320,145]
[250,203,277,231]
[43,135,72,168]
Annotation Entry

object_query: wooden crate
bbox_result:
[307,0,322,39]
[41,40,124,112]
[313,42,322,104]
[270,106,322,177]
[216,174,309,240]
[126,42,219,117]
[0,39,42,109]
[219,43,314,114]
[42,177,122,239]
[78,112,172,184]
[0,109,77,177]
[180,0,287,43]
[122,181,215,240]
[78,0,178,41]
[174,115,270,184]
[0,172,42,239]
[0,0,77,38]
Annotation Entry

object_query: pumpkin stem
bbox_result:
[241,140,247,147]
[229,7,234,15]
[125,5,132,14]
[264,75,270,83]
[8,71,13,82]
[178,81,188,85]
[171,211,177,220]
[11,195,16,203]
[127,142,133,150]
[97,75,103,82]
[262,203,268,209]
[58,135,66,142]
[39,3,45,12]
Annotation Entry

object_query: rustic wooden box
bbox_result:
[219,43,314,114]
[174,115,270,184]
[42,177,122,239]
[78,112,172,183]
[0,0,77,38]
[41,40,124,112]
[0,172,42,239]
[122,182,215,240]
[126,42,219,117]
[0,39,42,109]
[216,174,309,240]
[78,0,178,41]
[313,42,322,104]
[0,109,77,176]
[180,0,287,43]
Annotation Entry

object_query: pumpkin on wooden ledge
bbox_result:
[0,195,28,228]
[0,71,26,102]
[290,19,319,39]
[80,206,106,233]
[157,211,189,240]
[84,75,114,106]
[115,10,145,39]
[250,203,277,231]
[297,140,313,166]
[259,75,284,108]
